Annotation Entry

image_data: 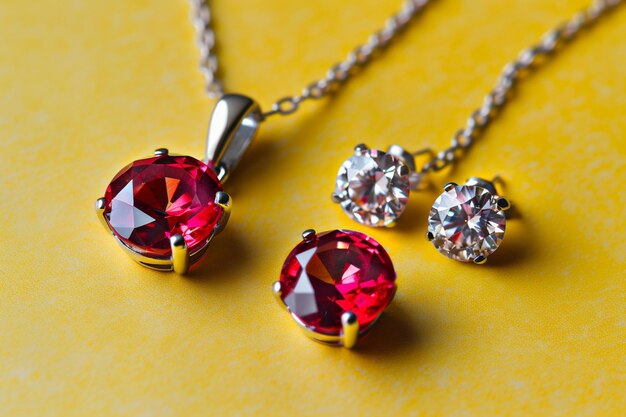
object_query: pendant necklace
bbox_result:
[95,0,433,273]
[332,0,622,264]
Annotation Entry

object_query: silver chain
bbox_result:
[420,0,623,174]
[190,0,432,120]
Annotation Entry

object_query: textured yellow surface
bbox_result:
[1,0,625,416]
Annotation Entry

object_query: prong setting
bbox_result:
[154,148,169,156]
[213,191,231,235]
[95,197,111,233]
[354,143,368,153]
[426,231,434,241]
[330,192,343,204]
[301,229,316,242]
[272,281,284,307]
[497,197,511,211]
[473,254,487,265]
[341,312,360,349]
[444,182,457,192]
[170,234,189,274]
[214,163,229,183]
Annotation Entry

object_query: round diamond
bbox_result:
[103,154,224,258]
[335,148,410,227]
[279,230,396,336]
[428,185,506,262]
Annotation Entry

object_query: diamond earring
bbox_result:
[273,229,397,348]
[331,144,426,227]
[427,177,511,264]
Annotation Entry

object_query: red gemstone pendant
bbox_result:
[274,229,397,348]
[96,149,231,273]
[95,94,262,273]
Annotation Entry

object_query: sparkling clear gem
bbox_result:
[335,148,410,227]
[428,185,506,262]
[279,230,396,335]
[103,154,224,258]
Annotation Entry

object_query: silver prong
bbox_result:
[331,192,343,204]
[466,177,497,194]
[354,143,368,153]
[170,234,189,274]
[497,197,511,211]
[341,311,359,349]
[95,197,110,233]
[272,281,284,306]
[302,229,316,242]
[444,182,457,192]
[154,148,169,156]
[426,231,434,241]
[214,163,229,183]
[213,191,231,235]
[473,254,487,265]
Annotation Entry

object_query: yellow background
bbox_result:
[1,1,625,416]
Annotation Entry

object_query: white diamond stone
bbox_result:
[335,148,410,227]
[428,185,506,262]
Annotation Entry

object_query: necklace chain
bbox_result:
[420,0,623,174]
[190,0,432,120]
[190,0,622,170]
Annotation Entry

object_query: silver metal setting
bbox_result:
[274,287,396,348]
[170,234,189,274]
[272,281,284,307]
[387,144,425,190]
[340,312,360,349]
[354,143,368,153]
[95,197,110,233]
[213,191,232,235]
[205,94,262,183]
[444,182,457,192]
[301,229,316,242]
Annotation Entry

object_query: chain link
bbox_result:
[189,0,433,120]
[420,0,623,174]
[190,0,223,98]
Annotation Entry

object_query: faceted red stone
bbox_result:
[103,154,223,258]
[279,229,396,335]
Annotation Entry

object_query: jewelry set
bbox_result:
[95,0,622,348]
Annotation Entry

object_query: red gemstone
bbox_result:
[103,154,223,258]
[279,229,396,335]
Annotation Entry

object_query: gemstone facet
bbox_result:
[103,154,224,259]
[334,147,410,227]
[428,185,506,262]
[279,229,396,337]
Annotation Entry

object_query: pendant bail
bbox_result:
[205,93,262,183]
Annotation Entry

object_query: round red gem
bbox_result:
[279,229,396,335]
[103,154,223,258]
